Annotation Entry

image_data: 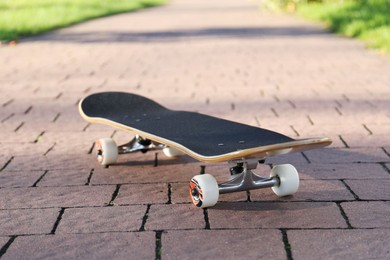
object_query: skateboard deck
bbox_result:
[79,92,331,162]
[79,91,332,208]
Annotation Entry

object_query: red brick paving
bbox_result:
[162,229,286,259]
[56,206,147,233]
[289,229,390,259]
[341,201,390,228]
[2,233,156,259]
[0,186,115,209]
[0,208,60,236]
[1,0,390,258]
[207,202,348,229]
[145,204,205,231]
[344,179,390,200]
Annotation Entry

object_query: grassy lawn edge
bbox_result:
[295,0,390,55]
[0,0,168,42]
[262,0,390,55]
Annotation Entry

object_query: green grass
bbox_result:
[296,0,390,54]
[0,0,167,41]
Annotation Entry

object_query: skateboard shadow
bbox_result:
[111,152,199,167]
[211,201,327,212]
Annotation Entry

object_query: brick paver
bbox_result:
[207,202,348,229]
[0,186,115,209]
[145,204,206,230]
[162,229,286,259]
[341,201,390,228]
[36,169,91,187]
[0,208,60,236]
[2,233,156,259]
[56,205,147,233]
[344,179,390,200]
[0,170,45,188]
[289,229,390,259]
[1,0,389,258]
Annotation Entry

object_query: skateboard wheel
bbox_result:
[95,138,118,166]
[189,174,219,208]
[270,164,300,197]
[163,147,184,158]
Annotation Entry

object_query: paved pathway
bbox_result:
[1,0,390,259]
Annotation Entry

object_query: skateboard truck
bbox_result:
[118,135,165,154]
[95,136,163,166]
[218,160,279,194]
[95,136,184,166]
[190,160,300,208]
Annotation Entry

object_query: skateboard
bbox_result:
[79,92,332,208]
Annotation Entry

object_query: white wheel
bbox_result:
[95,138,118,166]
[270,164,300,197]
[189,174,219,208]
[163,147,184,158]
